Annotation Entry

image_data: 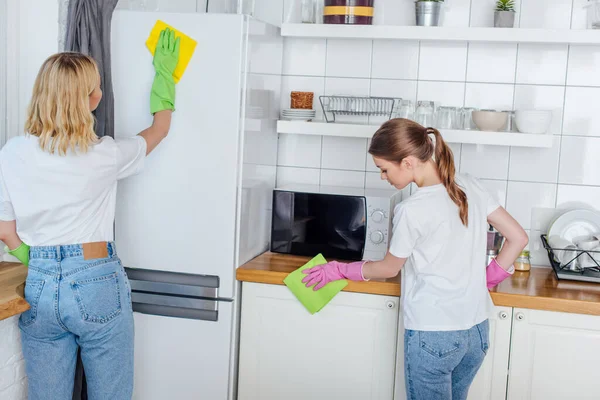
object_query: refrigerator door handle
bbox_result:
[124,267,227,322]
[130,292,223,322]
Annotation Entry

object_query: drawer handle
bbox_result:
[386,301,395,309]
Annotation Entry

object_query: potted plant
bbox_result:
[415,0,444,27]
[494,0,516,28]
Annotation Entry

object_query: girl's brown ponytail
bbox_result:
[428,128,469,226]
[369,119,469,226]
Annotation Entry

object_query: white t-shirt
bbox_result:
[390,174,499,331]
[0,134,146,246]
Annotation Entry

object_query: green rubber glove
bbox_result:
[5,242,29,267]
[150,28,181,114]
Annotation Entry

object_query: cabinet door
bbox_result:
[507,308,600,400]
[238,283,399,400]
[468,307,512,400]
[394,307,512,400]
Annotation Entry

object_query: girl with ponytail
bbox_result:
[302,118,528,399]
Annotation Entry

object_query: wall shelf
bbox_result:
[281,24,600,45]
[277,120,555,148]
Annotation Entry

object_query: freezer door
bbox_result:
[132,302,234,400]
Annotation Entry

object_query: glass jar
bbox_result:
[301,0,316,23]
[415,100,435,127]
[514,250,531,272]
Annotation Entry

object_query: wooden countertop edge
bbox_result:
[490,292,600,316]
[236,269,401,296]
[0,262,30,322]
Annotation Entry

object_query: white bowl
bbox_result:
[472,110,508,132]
[514,110,552,134]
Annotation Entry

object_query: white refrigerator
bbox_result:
[111,10,281,399]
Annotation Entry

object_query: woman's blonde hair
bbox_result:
[24,52,99,155]
[369,119,469,226]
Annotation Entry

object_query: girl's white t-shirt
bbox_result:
[0,134,146,246]
[390,174,499,331]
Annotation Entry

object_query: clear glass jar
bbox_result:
[514,250,531,272]
[415,101,435,127]
[301,0,316,23]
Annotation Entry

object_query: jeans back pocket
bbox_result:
[71,272,122,323]
[419,330,463,359]
[20,279,45,327]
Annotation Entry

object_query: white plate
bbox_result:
[548,209,600,243]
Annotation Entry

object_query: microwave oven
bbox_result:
[270,185,402,261]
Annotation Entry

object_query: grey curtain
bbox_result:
[64,1,120,398]
[65,0,120,138]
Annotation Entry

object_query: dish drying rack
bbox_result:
[540,234,600,283]
[319,96,399,123]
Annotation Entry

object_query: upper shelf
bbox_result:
[281,24,600,45]
[277,120,555,148]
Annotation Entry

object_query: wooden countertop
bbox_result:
[0,262,29,321]
[237,252,600,316]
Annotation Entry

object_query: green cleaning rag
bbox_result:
[283,254,348,315]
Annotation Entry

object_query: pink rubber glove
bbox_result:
[302,260,367,291]
[486,259,514,289]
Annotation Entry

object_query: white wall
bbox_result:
[277,0,599,265]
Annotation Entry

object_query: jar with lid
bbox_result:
[514,250,531,271]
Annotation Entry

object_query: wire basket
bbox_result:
[540,234,600,278]
[319,96,399,123]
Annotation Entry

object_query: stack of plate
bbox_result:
[281,109,316,121]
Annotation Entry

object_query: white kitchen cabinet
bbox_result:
[507,308,600,400]
[468,307,513,400]
[393,306,513,400]
[238,282,399,400]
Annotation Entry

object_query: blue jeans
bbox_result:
[19,243,134,400]
[404,320,489,400]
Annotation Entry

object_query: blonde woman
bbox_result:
[0,29,180,399]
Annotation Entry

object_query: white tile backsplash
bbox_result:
[276,6,600,244]
[325,39,373,78]
[282,38,326,76]
[506,181,557,230]
[276,166,320,186]
[515,44,569,86]
[321,136,367,171]
[466,43,518,84]
[418,42,468,82]
[371,40,419,80]
[563,86,600,137]
[417,81,466,108]
[509,139,561,184]
[464,83,514,110]
[373,0,414,25]
[460,145,510,180]
[559,136,600,186]
[556,184,600,211]
[277,133,321,168]
[519,0,573,29]
[320,169,366,188]
[567,45,600,87]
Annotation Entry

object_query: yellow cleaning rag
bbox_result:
[146,20,197,83]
